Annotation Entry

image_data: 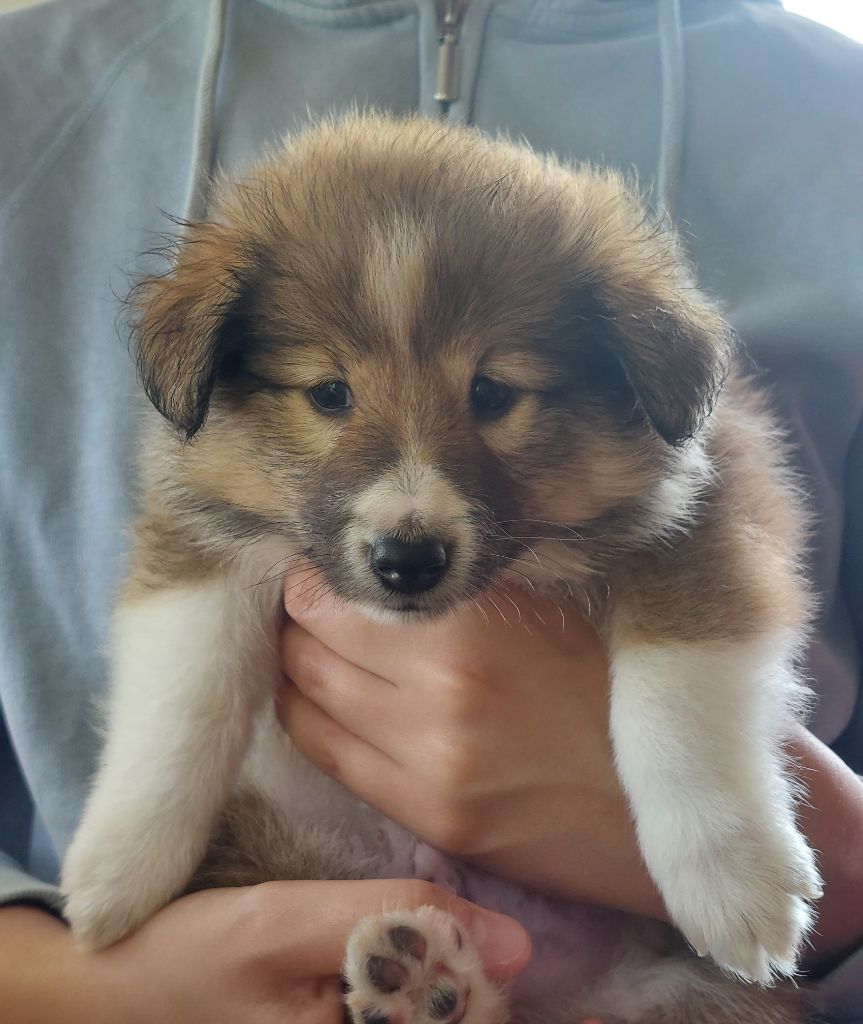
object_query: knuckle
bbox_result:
[394,878,446,908]
[286,643,331,699]
[432,664,487,725]
[424,735,478,794]
[294,655,324,695]
[229,882,287,955]
[304,733,342,781]
[288,712,343,781]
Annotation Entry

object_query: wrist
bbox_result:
[0,905,137,1024]
[468,790,668,922]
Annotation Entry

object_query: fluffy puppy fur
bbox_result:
[62,113,821,1024]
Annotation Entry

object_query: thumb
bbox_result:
[434,888,533,983]
[258,879,531,982]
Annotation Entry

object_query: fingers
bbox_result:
[279,677,498,851]
[281,567,514,685]
[277,681,401,787]
[282,567,600,688]
[244,878,531,983]
[278,682,454,842]
[280,622,411,753]
[283,575,437,683]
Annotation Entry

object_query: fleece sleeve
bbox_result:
[0,851,63,916]
[815,410,863,1023]
[819,947,863,1024]
[0,715,63,915]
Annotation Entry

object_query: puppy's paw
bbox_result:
[61,826,179,949]
[62,886,140,950]
[344,907,508,1024]
[664,824,821,984]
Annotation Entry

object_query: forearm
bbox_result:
[471,724,863,972]
[467,780,667,920]
[790,727,863,971]
[0,905,125,1024]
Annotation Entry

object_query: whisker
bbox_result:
[302,580,332,611]
[494,518,587,540]
[493,535,582,543]
[496,564,537,592]
[471,598,491,626]
[483,589,510,628]
[254,553,306,587]
[489,552,569,593]
[489,552,571,593]
[280,566,327,598]
[506,546,579,586]
[266,560,318,589]
[490,576,539,637]
[512,539,542,566]
[289,572,331,607]
[498,588,523,624]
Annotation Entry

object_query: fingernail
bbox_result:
[470,911,531,974]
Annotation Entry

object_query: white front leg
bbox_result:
[609,635,822,983]
[62,570,282,949]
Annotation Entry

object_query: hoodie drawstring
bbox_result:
[184,0,686,222]
[656,0,685,222]
[184,0,229,223]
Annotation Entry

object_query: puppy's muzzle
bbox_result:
[369,536,449,594]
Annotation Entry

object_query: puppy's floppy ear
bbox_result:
[592,286,735,446]
[131,220,251,441]
[559,172,734,445]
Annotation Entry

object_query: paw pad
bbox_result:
[361,1012,392,1024]
[344,907,504,1024]
[367,955,410,994]
[427,981,465,1021]
[390,925,428,961]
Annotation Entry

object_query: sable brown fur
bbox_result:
[128,113,806,650]
[186,791,368,892]
[117,113,815,1024]
[129,114,745,607]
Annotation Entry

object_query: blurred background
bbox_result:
[0,0,861,44]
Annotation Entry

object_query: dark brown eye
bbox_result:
[470,376,514,419]
[309,380,352,413]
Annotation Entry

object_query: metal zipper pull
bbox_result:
[435,0,466,116]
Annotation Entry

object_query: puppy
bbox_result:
[62,113,821,1024]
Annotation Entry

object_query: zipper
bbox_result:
[434,0,467,117]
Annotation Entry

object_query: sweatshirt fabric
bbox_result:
[0,0,861,1017]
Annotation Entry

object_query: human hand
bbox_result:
[279,574,863,971]
[0,881,529,1024]
[279,575,665,919]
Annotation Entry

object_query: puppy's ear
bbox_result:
[561,174,735,446]
[593,288,735,446]
[131,221,251,440]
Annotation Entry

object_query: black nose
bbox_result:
[370,537,449,594]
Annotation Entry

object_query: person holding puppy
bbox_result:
[1,0,862,1021]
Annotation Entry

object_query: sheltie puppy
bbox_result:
[62,113,821,1024]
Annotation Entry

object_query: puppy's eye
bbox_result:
[470,376,514,420]
[308,380,353,413]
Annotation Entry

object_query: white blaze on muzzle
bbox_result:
[344,459,478,596]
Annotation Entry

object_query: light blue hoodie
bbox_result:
[1,0,861,1016]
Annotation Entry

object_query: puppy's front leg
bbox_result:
[62,572,281,949]
[609,631,822,983]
